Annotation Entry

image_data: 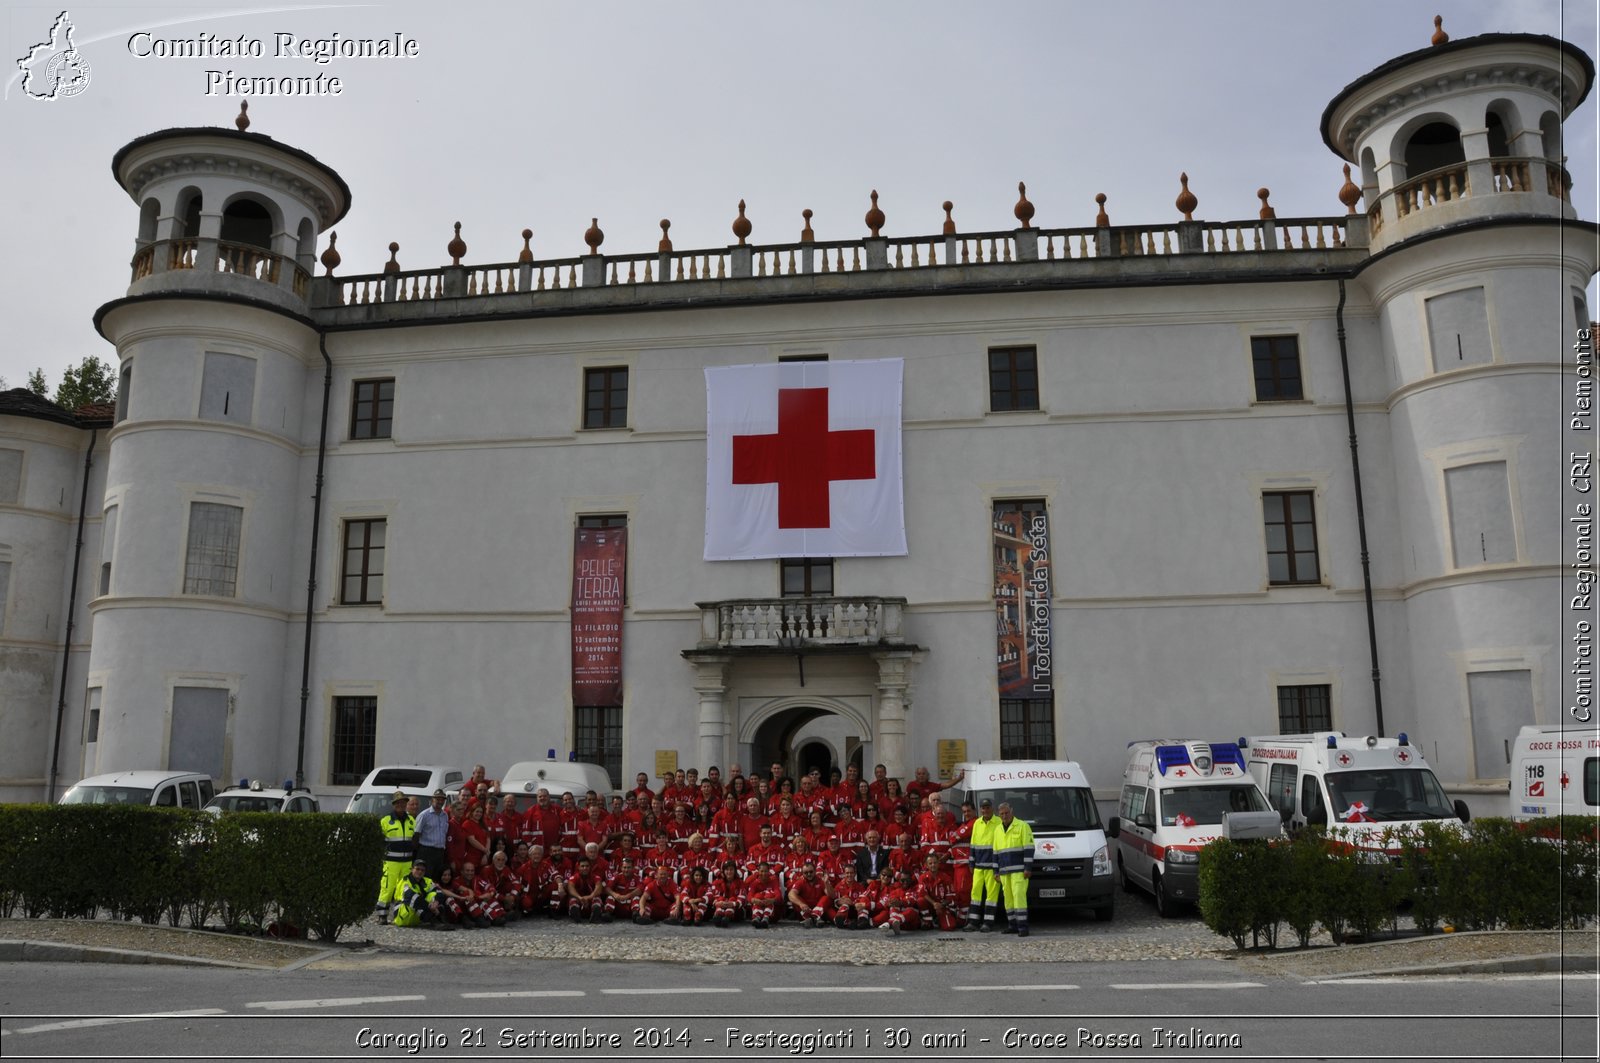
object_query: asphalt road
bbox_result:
[1,957,1595,1062]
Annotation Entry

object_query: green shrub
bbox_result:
[262,814,384,941]
[1199,838,1281,949]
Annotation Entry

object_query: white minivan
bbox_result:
[1111,740,1277,917]
[59,770,215,809]
[951,759,1115,921]
[1509,724,1600,821]
[345,765,466,814]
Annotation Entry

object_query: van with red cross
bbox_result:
[1242,731,1469,856]
[1509,724,1600,821]
[1110,740,1278,917]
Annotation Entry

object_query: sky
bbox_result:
[1,0,1596,394]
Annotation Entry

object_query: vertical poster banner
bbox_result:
[572,527,627,706]
[993,504,1053,696]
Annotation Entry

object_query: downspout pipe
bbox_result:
[48,427,96,801]
[1336,279,1385,736]
[295,332,334,789]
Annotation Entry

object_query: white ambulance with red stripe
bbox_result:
[1242,732,1469,855]
[1110,740,1276,917]
[1509,725,1600,821]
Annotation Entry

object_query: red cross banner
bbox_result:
[704,359,906,560]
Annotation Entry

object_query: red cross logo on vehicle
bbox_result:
[1561,771,1571,790]
[1394,749,1412,764]
[1336,752,1352,766]
[1039,840,1058,854]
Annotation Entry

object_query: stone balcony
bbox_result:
[690,596,910,653]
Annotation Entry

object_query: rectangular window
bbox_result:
[1263,491,1320,585]
[577,514,628,529]
[988,346,1039,412]
[574,704,622,791]
[84,687,101,744]
[1446,461,1516,566]
[778,353,829,363]
[340,518,386,605]
[1265,763,1297,815]
[1426,287,1491,371]
[99,505,117,596]
[1586,759,1599,808]
[999,697,1055,759]
[1466,670,1534,779]
[0,448,21,504]
[0,559,10,635]
[780,558,834,597]
[349,378,394,440]
[116,363,132,424]
[1574,288,1590,334]
[331,695,378,785]
[1277,683,1332,732]
[199,352,255,425]
[583,367,629,429]
[1250,336,1304,400]
[183,502,242,597]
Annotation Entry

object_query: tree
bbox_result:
[49,356,116,410]
[26,368,48,397]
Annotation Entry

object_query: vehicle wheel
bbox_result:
[1153,872,1179,919]
[1093,900,1115,922]
[1119,858,1135,895]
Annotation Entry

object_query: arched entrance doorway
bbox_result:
[742,698,867,784]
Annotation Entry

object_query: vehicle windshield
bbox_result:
[371,769,432,787]
[207,795,285,813]
[348,792,404,814]
[1159,784,1270,826]
[1326,768,1456,821]
[59,785,153,805]
[973,787,1102,832]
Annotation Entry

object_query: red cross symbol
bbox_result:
[1395,749,1412,764]
[1039,841,1058,854]
[1561,771,1571,790]
[1337,753,1352,766]
[732,388,876,528]
[1174,769,1187,778]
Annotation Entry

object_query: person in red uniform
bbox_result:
[468,861,507,926]
[707,861,745,928]
[630,772,656,804]
[460,802,492,873]
[604,855,644,919]
[679,833,713,878]
[905,765,965,807]
[741,861,783,929]
[915,793,960,864]
[876,870,922,934]
[487,850,523,921]
[745,825,785,875]
[673,865,711,926]
[792,774,829,820]
[519,844,563,917]
[642,830,679,882]
[615,793,644,836]
[489,794,519,854]
[888,828,922,875]
[432,865,474,925]
[877,777,910,822]
[444,803,468,875]
[831,764,861,816]
[866,763,891,802]
[565,856,606,922]
[916,853,962,931]
[768,796,803,843]
[733,797,764,851]
[830,864,870,929]
[695,779,722,813]
[519,789,558,855]
[580,842,610,882]
[786,860,831,928]
[578,805,614,855]
[831,804,866,855]
[664,803,697,851]
[635,865,677,924]
[816,834,850,883]
[709,797,745,849]
[556,792,582,862]
[950,800,976,920]
[780,834,814,890]
[802,810,833,852]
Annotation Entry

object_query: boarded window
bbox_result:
[199,352,256,424]
[1467,670,1534,779]
[99,505,117,596]
[1446,462,1516,566]
[0,449,21,504]
[0,560,9,634]
[169,686,229,779]
[1426,288,1491,371]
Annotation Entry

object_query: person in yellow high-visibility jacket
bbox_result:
[960,798,1002,932]
[376,791,417,923]
[994,801,1035,937]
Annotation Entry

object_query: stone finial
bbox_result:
[659,219,673,253]
[384,242,401,273]
[320,232,340,276]
[1431,14,1449,46]
[800,209,814,242]
[1257,188,1276,221]
[1094,193,1109,228]
[1175,173,1198,221]
[518,229,534,263]
[732,200,752,246]
[1338,163,1363,214]
[1013,182,1035,229]
[447,222,467,266]
[585,217,604,255]
[235,101,250,131]
[864,190,885,238]
[942,201,956,235]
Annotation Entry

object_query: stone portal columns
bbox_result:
[690,656,731,772]
[872,650,921,781]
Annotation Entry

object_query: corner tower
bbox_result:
[87,107,349,784]
[1328,21,1597,782]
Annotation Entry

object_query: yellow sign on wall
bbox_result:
[654,750,678,781]
[937,739,968,780]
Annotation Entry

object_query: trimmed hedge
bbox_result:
[1198,816,1600,950]
[0,805,383,942]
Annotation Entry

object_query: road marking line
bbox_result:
[600,987,742,995]
[766,986,905,993]
[1310,973,1600,984]
[10,1009,227,1035]
[1106,982,1263,990]
[461,990,586,999]
[951,984,1079,991]
[245,995,424,1010]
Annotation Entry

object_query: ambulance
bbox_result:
[1242,731,1468,856]
[951,760,1115,921]
[1508,724,1600,821]
[1111,740,1279,917]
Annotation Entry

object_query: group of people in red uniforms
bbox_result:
[402,760,974,934]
